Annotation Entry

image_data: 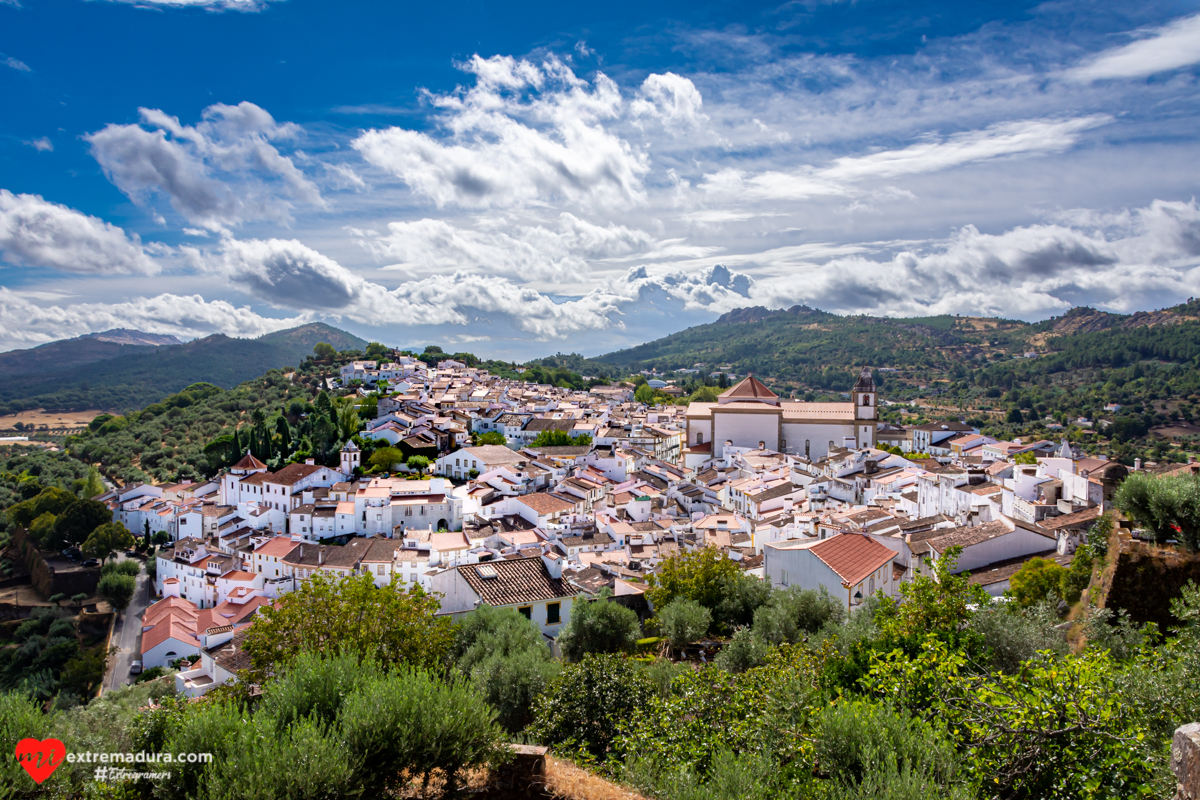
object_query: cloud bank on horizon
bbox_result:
[3,0,1200,357]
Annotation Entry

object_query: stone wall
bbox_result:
[1174,723,1200,800]
[1103,539,1200,629]
[10,526,101,599]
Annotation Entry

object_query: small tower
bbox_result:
[340,440,361,476]
[852,367,877,449]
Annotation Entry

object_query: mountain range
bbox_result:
[4,299,1200,416]
[589,299,1200,393]
[0,323,367,414]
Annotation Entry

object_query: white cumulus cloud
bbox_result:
[354,213,654,282]
[0,190,159,275]
[702,116,1110,203]
[632,72,707,129]
[0,288,303,351]
[352,55,648,209]
[86,102,322,231]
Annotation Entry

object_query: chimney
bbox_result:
[317,548,324,565]
[1135,458,1143,471]
[305,459,315,466]
[541,551,563,578]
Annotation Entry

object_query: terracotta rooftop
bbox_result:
[719,376,778,403]
[517,492,577,516]
[458,557,574,607]
[231,453,268,471]
[808,533,896,587]
[1041,505,1103,530]
[267,462,326,487]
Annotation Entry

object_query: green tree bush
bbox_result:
[1115,470,1200,549]
[82,522,135,566]
[97,573,135,611]
[241,572,451,681]
[530,653,654,760]
[452,604,560,732]
[557,590,641,661]
[658,598,712,649]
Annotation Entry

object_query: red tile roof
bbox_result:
[808,533,896,587]
[231,453,268,471]
[254,536,298,558]
[458,557,574,606]
[266,463,325,487]
[719,376,777,401]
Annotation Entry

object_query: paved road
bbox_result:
[101,557,152,694]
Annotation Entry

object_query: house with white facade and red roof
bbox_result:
[764,532,899,610]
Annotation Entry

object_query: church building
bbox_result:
[685,368,877,462]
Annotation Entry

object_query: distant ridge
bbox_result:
[591,299,1200,391]
[82,329,182,347]
[0,322,368,414]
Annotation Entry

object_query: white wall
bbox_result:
[781,422,856,460]
[939,527,1055,573]
[713,411,778,457]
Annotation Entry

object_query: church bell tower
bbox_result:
[853,367,877,448]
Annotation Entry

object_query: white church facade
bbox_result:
[685,368,877,461]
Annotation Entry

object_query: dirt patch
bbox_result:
[0,584,58,607]
[1152,423,1200,438]
[0,408,108,433]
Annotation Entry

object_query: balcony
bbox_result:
[176,667,217,698]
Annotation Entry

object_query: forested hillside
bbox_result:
[0,323,367,416]
[594,300,1200,390]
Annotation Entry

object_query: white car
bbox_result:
[129,659,143,675]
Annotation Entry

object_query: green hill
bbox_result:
[0,322,366,415]
[593,300,1200,392]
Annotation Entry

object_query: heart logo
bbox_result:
[14,738,65,784]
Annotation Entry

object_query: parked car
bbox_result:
[130,660,142,675]
[82,559,99,568]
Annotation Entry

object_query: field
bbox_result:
[0,408,105,433]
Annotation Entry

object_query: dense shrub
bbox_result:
[658,598,711,649]
[452,605,559,732]
[530,654,654,761]
[557,590,641,662]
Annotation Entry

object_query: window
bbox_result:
[518,606,532,620]
[547,602,561,624]
[781,570,789,586]
[377,564,385,575]
[696,432,704,444]
[863,396,871,406]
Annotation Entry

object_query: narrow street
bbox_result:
[100,557,152,694]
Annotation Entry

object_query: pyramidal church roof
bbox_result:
[231,452,268,472]
[718,376,779,405]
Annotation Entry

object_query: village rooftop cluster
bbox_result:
[93,356,1199,696]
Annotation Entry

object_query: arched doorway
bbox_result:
[437,519,448,531]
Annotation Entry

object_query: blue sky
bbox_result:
[3,0,1200,358]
